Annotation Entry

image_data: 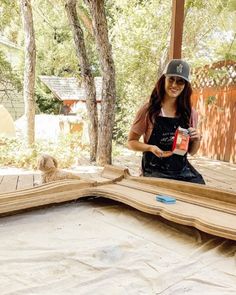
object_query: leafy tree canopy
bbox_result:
[107,0,235,142]
[0,0,235,140]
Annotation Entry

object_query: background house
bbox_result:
[0,36,24,120]
[39,75,102,115]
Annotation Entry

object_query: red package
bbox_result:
[172,127,190,156]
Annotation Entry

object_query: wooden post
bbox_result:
[169,0,185,59]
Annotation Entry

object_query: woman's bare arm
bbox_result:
[127,131,172,158]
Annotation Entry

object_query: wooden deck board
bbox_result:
[0,165,235,193]
[17,174,34,191]
[0,175,18,193]
[0,154,235,194]
[33,174,41,186]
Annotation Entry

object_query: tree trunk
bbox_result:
[65,0,98,162]
[85,0,116,166]
[20,0,36,146]
[77,4,93,35]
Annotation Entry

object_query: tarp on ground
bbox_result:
[0,198,235,295]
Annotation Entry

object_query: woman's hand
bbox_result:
[149,145,173,158]
[188,127,202,141]
[127,131,172,157]
[188,127,202,155]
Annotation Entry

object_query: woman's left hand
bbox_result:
[188,127,201,141]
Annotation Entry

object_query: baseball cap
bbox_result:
[163,59,190,82]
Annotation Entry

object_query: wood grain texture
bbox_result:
[0,165,235,240]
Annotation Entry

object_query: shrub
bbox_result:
[0,132,89,169]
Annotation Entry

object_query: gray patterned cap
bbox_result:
[163,59,190,82]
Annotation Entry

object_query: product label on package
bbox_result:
[172,127,190,156]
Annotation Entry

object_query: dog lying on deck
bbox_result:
[37,154,81,184]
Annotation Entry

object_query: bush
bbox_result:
[0,132,89,169]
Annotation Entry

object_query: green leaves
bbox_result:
[110,0,171,142]
[1,0,235,145]
[0,132,88,169]
[0,50,22,93]
[0,0,20,31]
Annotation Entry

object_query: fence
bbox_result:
[191,60,236,163]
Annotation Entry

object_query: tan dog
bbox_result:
[37,154,81,184]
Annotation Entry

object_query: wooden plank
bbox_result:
[0,175,18,193]
[203,172,235,187]
[193,162,236,180]
[82,173,106,182]
[87,184,236,240]
[33,173,42,187]
[118,179,235,215]
[17,174,34,191]
[0,165,235,240]
[203,176,236,192]
[190,163,236,191]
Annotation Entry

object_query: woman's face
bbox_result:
[164,76,186,98]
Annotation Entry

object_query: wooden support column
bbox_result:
[169,0,185,59]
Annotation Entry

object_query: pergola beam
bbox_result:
[169,0,185,59]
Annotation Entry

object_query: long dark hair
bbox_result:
[147,74,193,128]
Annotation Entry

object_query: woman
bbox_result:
[127,59,205,184]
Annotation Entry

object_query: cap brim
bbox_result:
[165,74,190,83]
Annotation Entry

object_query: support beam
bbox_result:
[169,0,185,59]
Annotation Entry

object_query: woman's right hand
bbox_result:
[149,145,173,158]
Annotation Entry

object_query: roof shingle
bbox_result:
[39,76,102,101]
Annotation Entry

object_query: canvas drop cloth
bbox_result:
[0,198,235,295]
